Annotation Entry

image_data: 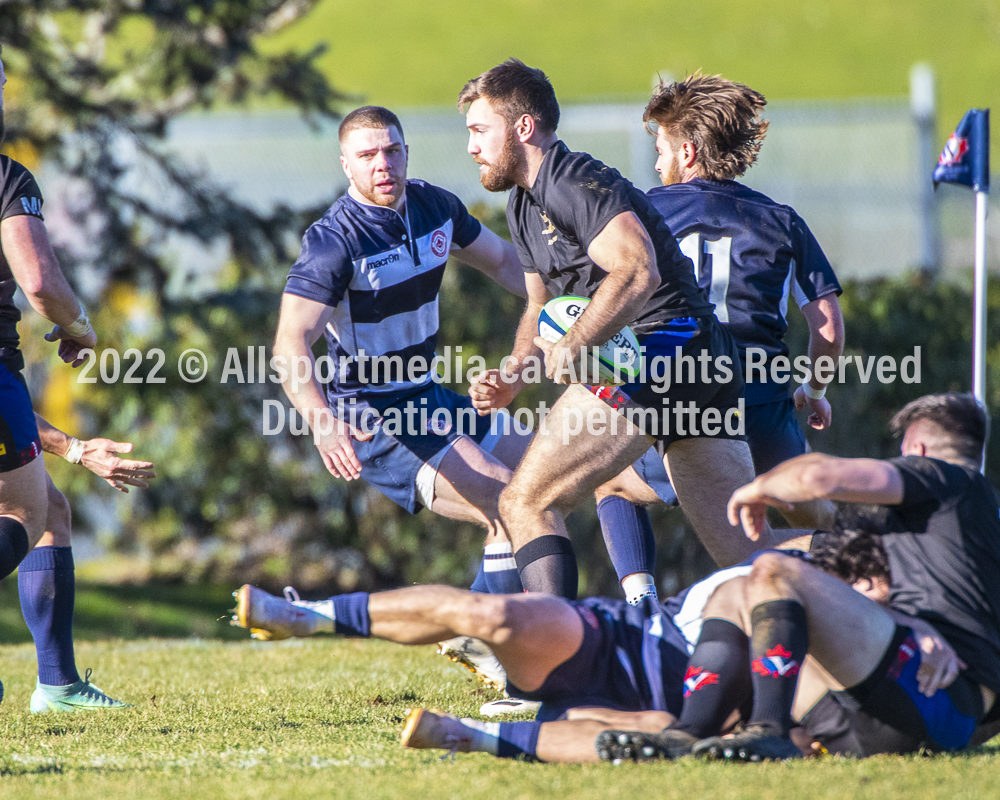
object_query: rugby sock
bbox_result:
[672,619,751,738]
[514,535,578,599]
[483,542,524,594]
[332,592,371,637]
[470,560,489,593]
[0,516,30,582]
[459,719,541,760]
[597,497,657,604]
[18,546,80,687]
[747,600,809,737]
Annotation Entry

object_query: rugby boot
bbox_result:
[693,723,803,762]
[30,669,131,713]
[479,697,542,717]
[400,708,476,753]
[596,728,698,763]
[231,584,329,640]
[282,585,335,622]
[436,635,507,692]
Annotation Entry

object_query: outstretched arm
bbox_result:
[451,226,527,298]
[727,453,903,540]
[34,414,155,492]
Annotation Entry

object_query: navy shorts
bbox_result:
[802,626,983,756]
[590,316,745,448]
[346,382,509,514]
[744,396,807,474]
[0,353,41,473]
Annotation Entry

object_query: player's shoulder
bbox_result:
[0,155,40,192]
[648,179,788,211]
[542,141,625,193]
[404,178,468,214]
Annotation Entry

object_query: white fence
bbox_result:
[64,99,1000,282]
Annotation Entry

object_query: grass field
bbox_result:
[0,587,998,799]
[262,0,1000,157]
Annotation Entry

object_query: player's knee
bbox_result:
[594,476,629,503]
[46,489,72,545]
[498,482,532,522]
[748,551,801,589]
[466,594,515,645]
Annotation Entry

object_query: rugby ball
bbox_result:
[537,295,642,385]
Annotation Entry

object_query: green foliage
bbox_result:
[0,636,997,798]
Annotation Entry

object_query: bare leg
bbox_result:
[431,437,514,546]
[536,710,675,764]
[0,455,49,549]
[664,438,774,567]
[368,587,583,692]
[36,474,72,548]
[742,552,896,689]
[500,386,653,551]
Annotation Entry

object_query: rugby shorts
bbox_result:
[801,625,983,756]
[589,315,745,448]
[345,382,526,514]
[0,349,41,474]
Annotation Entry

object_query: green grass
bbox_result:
[262,0,1000,157]
[0,621,998,798]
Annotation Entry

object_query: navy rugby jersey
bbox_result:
[507,141,713,336]
[646,179,841,405]
[284,180,482,403]
[576,596,689,714]
[0,156,46,353]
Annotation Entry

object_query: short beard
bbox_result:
[660,156,682,186]
[478,130,524,192]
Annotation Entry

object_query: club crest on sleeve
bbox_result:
[751,645,800,678]
[430,230,448,258]
[683,665,720,696]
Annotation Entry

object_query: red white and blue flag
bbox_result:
[751,645,801,678]
[933,109,990,193]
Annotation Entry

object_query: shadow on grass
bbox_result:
[0,579,248,642]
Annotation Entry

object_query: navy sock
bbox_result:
[497,720,542,760]
[514,535,578,599]
[18,546,80,687]
[483,542,524,594]
[470,560,489,593]
[598,497,656,583]
[331,592,371,637]
[0,517,30,582]
[673,619,751,738]
[748,600,809,737]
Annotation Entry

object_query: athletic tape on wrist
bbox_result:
[64,438,85,464]
[64,309,92,338]
[801,383,827,400]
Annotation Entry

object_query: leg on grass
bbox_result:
[369,587,584,692]
[536,710,675,764]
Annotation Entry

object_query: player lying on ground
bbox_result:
[599,392,1000,762]
[19,415,153,712]
[230,529,901,763]
[594,72,844,603]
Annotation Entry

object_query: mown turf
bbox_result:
[0,631,998,799]
[261,0,1000,156]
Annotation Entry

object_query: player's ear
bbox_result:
[681,141,697,168]
[515,113,534,143]
[340,154,352,181]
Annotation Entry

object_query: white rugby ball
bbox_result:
[537,295,642,385]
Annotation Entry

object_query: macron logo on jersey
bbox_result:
[365,253,401,270]
[20,197,41,216]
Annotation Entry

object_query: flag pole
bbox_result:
[973,190,989,407]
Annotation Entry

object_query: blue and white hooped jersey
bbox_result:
[284,180,482,405]
[646,179,841,405]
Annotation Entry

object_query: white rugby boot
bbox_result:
[436,636,507,692]
[478,697,542,717]
[231,585,331,640]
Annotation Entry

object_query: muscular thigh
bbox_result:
[509,385,653,513]
[492,594,585,693]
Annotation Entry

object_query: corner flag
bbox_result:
[933,109,990,193]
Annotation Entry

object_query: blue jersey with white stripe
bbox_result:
[284,180,482,404]
[577,596,690,714]
[646,179,841,405]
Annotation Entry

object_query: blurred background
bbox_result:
[0,1,998,637]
